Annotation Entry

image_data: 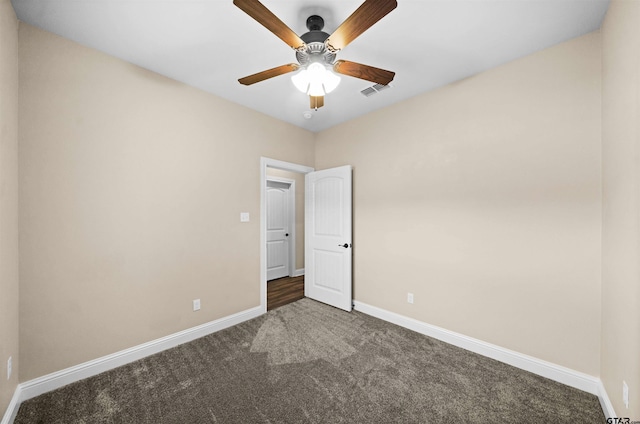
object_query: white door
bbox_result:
[266,182,290,281]
[305,165,352,311]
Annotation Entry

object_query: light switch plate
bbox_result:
[193,299,201,311]
[240,212,250,222]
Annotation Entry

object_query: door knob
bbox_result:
[285,233,289,237]
[338,243,351,248]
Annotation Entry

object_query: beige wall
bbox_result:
[601,0,640,418]
[266,168,305,271]
[0,0,19,416]
[18,23,314,380]
[316,33,602,375]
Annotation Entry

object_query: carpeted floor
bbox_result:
[15,298,604,423]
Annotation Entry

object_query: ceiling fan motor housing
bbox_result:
[296,15,335,66]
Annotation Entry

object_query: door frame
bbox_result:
[266,176,296,280]
[260,157,314,313]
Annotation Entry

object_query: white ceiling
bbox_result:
[12,0,610,132]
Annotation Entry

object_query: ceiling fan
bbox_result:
[233,0,397,110]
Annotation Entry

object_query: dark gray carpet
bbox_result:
[15,298,604,423]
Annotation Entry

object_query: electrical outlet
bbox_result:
[407,293,414,304]
[623,380,629,409]
[240,212,250,222]
[7,356,11,380]
[193,299,201,311]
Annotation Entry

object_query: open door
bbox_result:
[305,165,352,311]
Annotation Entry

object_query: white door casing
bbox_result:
[305,165,353,311]
[260,158,314,312]
[266,181,291,281]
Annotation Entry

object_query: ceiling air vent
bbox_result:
[360,83,392,97]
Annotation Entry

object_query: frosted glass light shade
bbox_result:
[291,70,309,93]
[291,63,341,96]
[322,70,341,93]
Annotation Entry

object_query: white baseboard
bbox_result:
[17,305,263,404]
[598,380,617,418]
[293,268,305,277]
[0,387,21,424]
[353,301,601,396]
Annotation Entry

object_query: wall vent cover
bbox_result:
[360,83,392,97]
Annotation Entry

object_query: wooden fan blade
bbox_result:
[310,96,324,110]
[238,64,300,85]
[333,60,395,85]
[326,0,397,52]
[233,0,306,50]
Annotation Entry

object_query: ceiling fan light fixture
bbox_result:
[291,63,341,96]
